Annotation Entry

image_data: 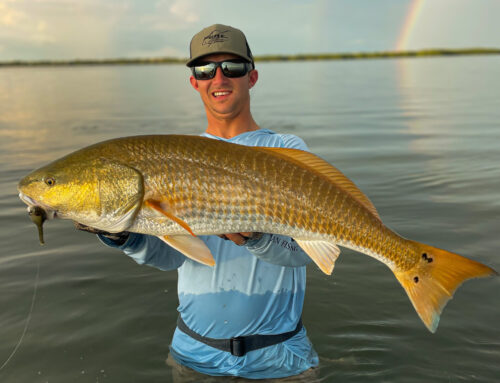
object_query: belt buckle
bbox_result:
[230,336,245,357]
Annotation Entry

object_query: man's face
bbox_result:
[189,53,258,120]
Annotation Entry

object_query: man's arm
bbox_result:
[245,233,312,267]
[75,222,186,270]
[98,233,186,271]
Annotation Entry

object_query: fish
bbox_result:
[17,134,497,332]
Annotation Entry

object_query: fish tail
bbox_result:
[394,241,497,333]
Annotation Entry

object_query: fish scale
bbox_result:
[17,134,497,332]
[38,137,434,272]
[123,136,404,268]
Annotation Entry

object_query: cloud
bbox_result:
[0,1,26,26]
[140,0,200,31]
[0,0,205,59]
[407,0,500,50]
[169,1,199,24]
[127,44,185,59]
[1,0,499,61]
[352,39,365,45]
[0,0,130,59]
[0,0,56,51]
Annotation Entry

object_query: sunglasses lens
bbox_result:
[192,61,250,80]
[193,63,216,80]
[221,62,248,77]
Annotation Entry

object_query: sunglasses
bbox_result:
[191,60,253,80]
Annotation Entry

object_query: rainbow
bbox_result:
[396,0,426,51]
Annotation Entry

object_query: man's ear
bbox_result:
[190,75,199,91]
[248,69,258,89]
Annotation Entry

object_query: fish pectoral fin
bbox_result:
[145,199,195,236]
[294,239,340,275]
[158,235,215,267]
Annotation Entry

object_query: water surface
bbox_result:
[1,57,499,382]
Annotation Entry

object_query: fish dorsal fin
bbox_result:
[257,147,381,221]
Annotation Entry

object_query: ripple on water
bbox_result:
[1,58,500,382]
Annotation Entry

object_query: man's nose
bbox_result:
[212,66,227,82]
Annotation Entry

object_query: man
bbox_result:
[90,24,319,379]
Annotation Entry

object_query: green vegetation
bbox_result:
[0,57,186,67]
[1,48,499,67]
[255,48,500,62]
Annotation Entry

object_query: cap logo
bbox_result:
[202,29,230,46]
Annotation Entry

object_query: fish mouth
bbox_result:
[18,192,58,220]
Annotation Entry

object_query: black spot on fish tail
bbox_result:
[422,252,433,263]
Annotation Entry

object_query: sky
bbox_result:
[0,0,499,61]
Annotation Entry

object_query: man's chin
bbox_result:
[206,104,239,118]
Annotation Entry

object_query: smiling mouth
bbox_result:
[212,91,231,97]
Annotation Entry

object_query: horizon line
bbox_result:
[1,47,499,67]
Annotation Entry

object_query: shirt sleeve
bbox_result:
[278,134,309,151]
[245,234,311,267]
[98,233,186,271]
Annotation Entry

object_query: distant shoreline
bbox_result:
[1,48,499,67]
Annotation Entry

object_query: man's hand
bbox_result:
[218,232,263,246]
[74,222,130,246]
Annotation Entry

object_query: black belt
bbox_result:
[176,316,303,357]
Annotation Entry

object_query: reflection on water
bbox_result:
[396,57,500,212]
[1,58,499,382]
[0,66,205,169]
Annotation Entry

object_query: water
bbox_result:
[1,56,499,382]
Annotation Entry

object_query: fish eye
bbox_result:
[45,177,56,187]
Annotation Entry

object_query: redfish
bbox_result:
[17,135,497,332]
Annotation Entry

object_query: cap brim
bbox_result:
[186,50,252,67]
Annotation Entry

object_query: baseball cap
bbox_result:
[186,24,254,67]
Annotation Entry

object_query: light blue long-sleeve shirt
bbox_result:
[99,129,319,379]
